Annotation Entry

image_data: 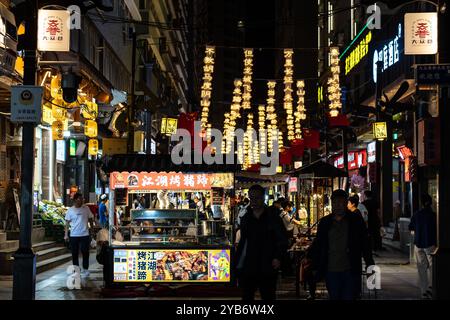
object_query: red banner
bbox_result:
[110,172,234,190]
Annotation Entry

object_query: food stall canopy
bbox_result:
[103,154,240,174]
[235,172,289,188]
[289,160,347,178]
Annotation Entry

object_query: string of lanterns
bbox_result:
[200,46,216,130]
[243,113,255,169]
[241,49,254,110]
[283,49,295,141]
[266,80,278,153]
[225,79,243,154]
[295,80,306,139]
[328,47,342,117]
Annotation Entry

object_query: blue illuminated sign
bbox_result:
[372,23,402,83]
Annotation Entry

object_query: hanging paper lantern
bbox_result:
[82,99,98,120]
[50,75,61,99]
[52,104,66,120]
[88,139,99,155]
[52,120,64,140]
[85,120,98,138]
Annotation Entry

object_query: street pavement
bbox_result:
[0,246,422,300]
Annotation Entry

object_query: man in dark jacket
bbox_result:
[409,193,437,299]
[362,190,383,251]
[312,189,375,300]
[235,185,287,301]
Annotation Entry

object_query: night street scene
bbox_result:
[1,0,450,310]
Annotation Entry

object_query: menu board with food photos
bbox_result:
[113,249,231,283]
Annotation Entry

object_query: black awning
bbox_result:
[103,154,241,174]
[289,160,347,178]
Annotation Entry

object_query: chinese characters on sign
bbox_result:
[11,86,43,123]
[37,9,70,52]
[373,122,388,141]
[345,31,372,75]
[110,172,234,190]
[113,249,231,283]
[373,24,402,83]
[404,13,438,55]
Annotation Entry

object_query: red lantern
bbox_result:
[328,114,350,128]
[303,129,320,149]
[279,147,292,165]
[246,164,261,172]
[290,139,305,157]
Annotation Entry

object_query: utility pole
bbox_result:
[13,0,38,300]
[342,128,349,192]
[127,29,137,153]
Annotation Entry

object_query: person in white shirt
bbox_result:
[64,193,95,277]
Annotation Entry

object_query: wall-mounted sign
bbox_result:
[367,141,376,163]
[113,249,231,283]
[161,118,178,136]
[345,31,372,75]
[415,64,450,85]
[334,150,367,170]
[373,122,388,141]
[373,23,402,83]
[56,140,66,162]
[289,177,298,193]
[102,138,127,155]
[404,12,438,55]
[11,85,43,123]
[37,9,70,52]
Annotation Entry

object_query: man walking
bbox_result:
[235,185,287,301]
[312,189,374,300]
[362,190,382,251]
[64,193,95,277]
[98,194,109,229]
[409,193,437,299]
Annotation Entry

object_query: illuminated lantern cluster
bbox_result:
[257,104,266,160]
[328,47,342,117]
[295,80,306,139]
[200,46,216,129]
[266,81,280,152]
[283,49,295,141]
[222,112,230,154]
[241,49,253,110]
[88,139,99,156]
[243,113,255,169]
[225,79,243,154]
[85,120,98,138]
[52,120,64,140]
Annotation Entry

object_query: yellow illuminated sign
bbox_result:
[345,31,372,75]
[373,122,388,141]
[161,117,178,135]
[42,104,53,125]
[52,120,64,140]
[88,139,99,155]
[113,249,231,283]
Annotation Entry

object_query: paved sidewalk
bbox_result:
[0,247,422,300]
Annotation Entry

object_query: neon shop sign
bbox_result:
[372,23,402,83]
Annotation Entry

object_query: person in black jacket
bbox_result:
[312,189,375,300]
[362,190,383,251]
[235,184,288,301]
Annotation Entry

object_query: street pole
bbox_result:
[127,29,137,153]
[12,0,37,300]
[342,128,349,192]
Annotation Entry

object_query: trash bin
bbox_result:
[398,218,411,255]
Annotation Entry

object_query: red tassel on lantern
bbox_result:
[327,114,350,128]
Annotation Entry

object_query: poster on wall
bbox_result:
[113,249,231,283]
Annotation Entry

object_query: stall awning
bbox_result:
[103,154,241,174]
[235,172,289,188]
[289,160,347,178]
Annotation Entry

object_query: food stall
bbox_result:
[288,159,347,231]
[102,155,238,289]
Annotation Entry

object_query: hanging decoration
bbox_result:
[283,49,295,141]
[222,112,230,154]
[52,120,64,140]
[256,104,265,162]
[241,49,253,110]
[266,81,279,152]
[295,80,306,139]
[85,120,98,138]
[243,113,255,169]
[225,79,243,154]
[200,46,216,130]
[88,139,99,156]
[82,98,98,120]
[50,75,62,99]
[328,47,342,117]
